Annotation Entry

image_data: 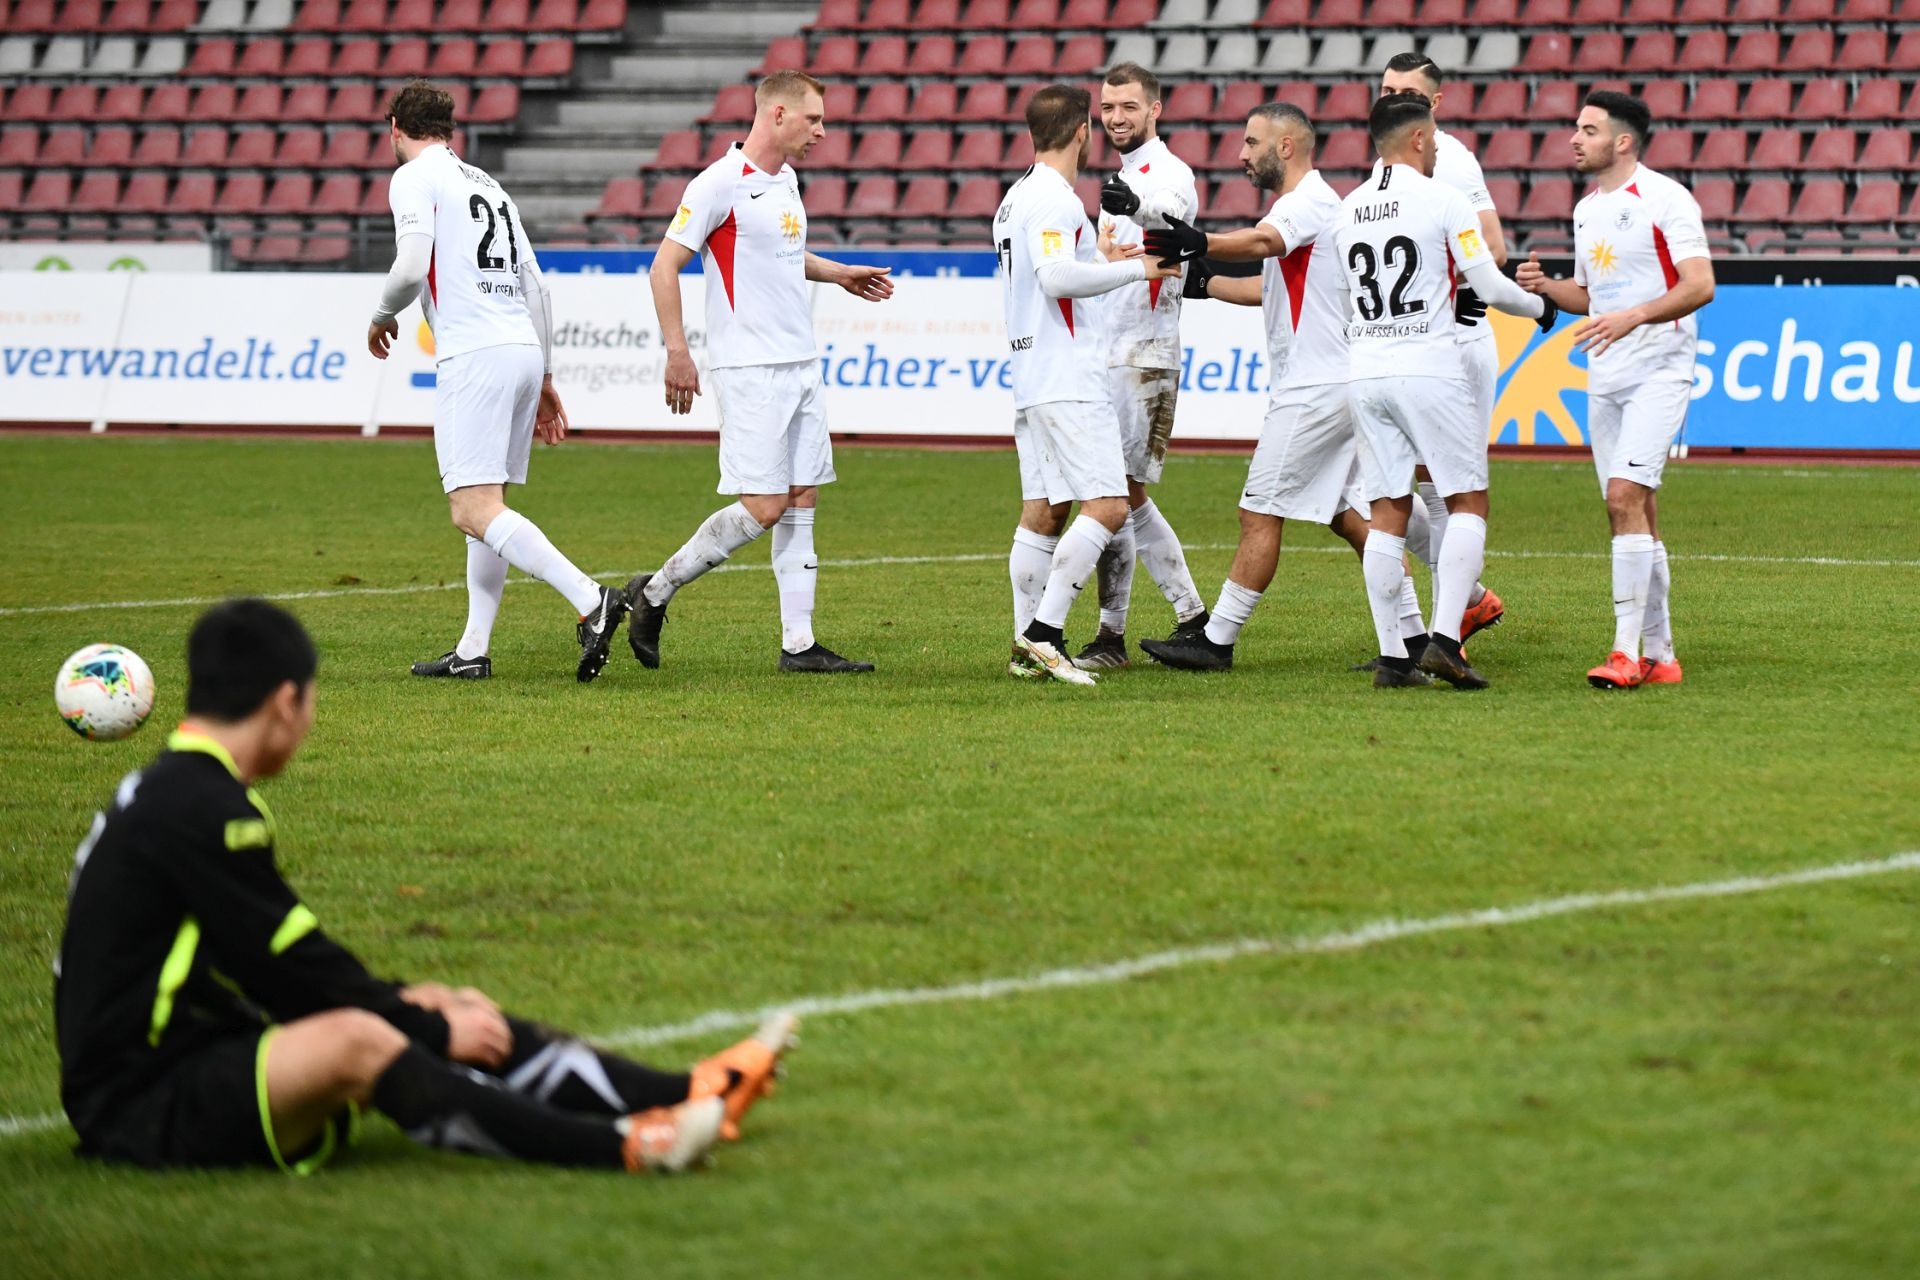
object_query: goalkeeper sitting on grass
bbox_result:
[54,598,794,1175]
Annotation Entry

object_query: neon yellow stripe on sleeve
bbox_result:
[269,904,318,956]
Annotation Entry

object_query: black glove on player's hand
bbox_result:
[1142,215,1207,266]
[1453,284,1489,328]
[1099,174,1140,219]
[1181,257,1214,300]
[1536,295,1560,332]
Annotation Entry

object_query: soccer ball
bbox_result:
[55,644,156,742]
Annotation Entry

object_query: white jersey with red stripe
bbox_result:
[1573,163,1711,394]
[1378,127,1499,352]
[664,143,815,370]
[1095,136,1198,371]
[1334,162,1493,381]
[995,164,1110,410]
[387,144,540,362]
[1258,169,1349,395]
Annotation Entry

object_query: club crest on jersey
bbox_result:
[670,204,693,232]
[1615,208,1636,229]
[1040,229,1066,257]
[779,210,804,243]
[1456,227,1486,258]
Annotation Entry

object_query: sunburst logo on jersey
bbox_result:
[779,209,804,242]
[1487,311,1589,445]
[1586,238,1619,276]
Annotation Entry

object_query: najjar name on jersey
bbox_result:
[1573,163,1711,395]
[1335,163,1494,381]
[387,144,541,362]
[666,143,816,370]
[1258,170,1349,394]
[994,164,1114,410]
[1096,136,1198,371]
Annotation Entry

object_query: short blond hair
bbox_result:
[756,70,825,107]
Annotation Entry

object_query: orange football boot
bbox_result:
[621,1096,724,1174]
[1639,656,1683,685]
[1587,650,1644,689]
[688,1012,799,1141]
[1459,588,1505,642]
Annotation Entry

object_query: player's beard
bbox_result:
[1077,133,1091,170]
[1108,128,1146,155]
[1247,149,1283,192]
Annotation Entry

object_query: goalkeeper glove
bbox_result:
[1141,215,1208,266]
[1099,174,1140,219]
[1181,258,1214,300]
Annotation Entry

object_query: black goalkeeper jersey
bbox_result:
[55,729,450,1141]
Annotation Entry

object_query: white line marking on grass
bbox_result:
[5,544,1918,619]
[596,850,1920,1050]
[3,850,1916,1142]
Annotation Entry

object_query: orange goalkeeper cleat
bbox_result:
[1639,656,1683,685]
[688,1012,799,1142]
[621,1096,724,1174]
[1587,650,1645,690]
[1459,588,1505,642]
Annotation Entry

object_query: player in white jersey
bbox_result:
[366,81,628,684]
[1138,103,1432,679]
[625,71,893,674]
[1518,91,1714,690]
[997,84,1177,685]
[1375,52,1508,650]
[1069,62,1208,670]
[1337,93,1556,689]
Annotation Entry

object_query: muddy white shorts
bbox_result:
[1351,373,1487,501]
[1014,400,1129,504]
[712,358,836,495]
[433,343,542,493]
[1241,382,1365,524]
[1108,365,1179,485]
[1587,378,1691,493]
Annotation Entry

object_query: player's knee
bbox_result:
[1083,497,1129,532]
[740,494,788,528]
[323,1009,408,1088]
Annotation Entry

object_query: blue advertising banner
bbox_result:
[541,247,995,278]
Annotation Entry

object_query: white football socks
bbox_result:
[1204,579,1263,647]
[1095,518,1137,635]
[480,509,602,618]
[1431,512,1488,643]
[1610,532,1658,658]
[1131,499,1206,624]
[646,502,767,607]
[1398,574,1428,641]
[771,507,817,654]
[1009,527,1059,636]
[1405,493,1433,569]
[1642,540,1675,662]
[1034,515,1113,631]
[456,536,508,660]
[1363,530,1410,660]
[1417,481,1488,606]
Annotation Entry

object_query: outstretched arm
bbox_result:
[1516,251,1592,315]
[367,232,432,359]
[1035,256,1161,299]
[806,251,894,301]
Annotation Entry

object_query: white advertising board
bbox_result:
[0,243,213,273]
[0,271,134,423]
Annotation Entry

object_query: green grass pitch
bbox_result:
[2,433,1919,1279]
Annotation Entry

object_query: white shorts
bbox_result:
[1108,365,1178,485]
[1351,373,1487,501]
[712,358,836,495]
[433,343,542,494]
[1241,382,1365,524]
[1014,400,1129,504]
[1462,329,1498,429]
[1588,379,1691,493]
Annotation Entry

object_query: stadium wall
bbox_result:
[2,265,1917,450]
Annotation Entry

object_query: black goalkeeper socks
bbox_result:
[500,1017,691,1115]
[372,1044,626,1168]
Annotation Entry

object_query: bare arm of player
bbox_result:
[1204,222,1288,263]
[1516,251,1592,314]
[366,232,432,359]
[1478,209,1509,269]
[1207,275,1263,306]
[806,252,895,302]
[1572,257,1715,358]
[649,238,701,416]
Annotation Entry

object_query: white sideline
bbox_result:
[4,545,1918,619]
[3,849,1914,1141]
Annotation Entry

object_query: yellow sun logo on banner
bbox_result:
[1586,238,1619,276]
[780,210,804,242]
[1489,311,1588,445]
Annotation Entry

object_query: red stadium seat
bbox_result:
[1485,176,1521,211]
[953,129,1004,168]
[1642,129,1694,170]
[1373,0,1418,22]
[913,82,961,121]
[236,38,284,76]
[804,176,849,215]
[1010,0,1062,24]
[140,83,188,121]
[962,0,1013,27]
[1781,177,1840,222]
[226,128,276,169]
[1006,35,1054,74]
[1209,179,1262,221]
[1308,0,1362,21]
[187,38,238,75]
[387,0,435,29]
[1623,0,1673,15]
[1530,81,1578,123]
[0,126,39,167]
[902,129,956,169]
[1167,132,1211,169]
[1674,0,1722,16]
[262,173,313,214]
[130,125,180,166]
[181,127,231,168]
[1685,175,1730,221]
[358,173,391,216]
[1636,80,1685,121]
[587,176,645,220]
[1794,79,1845,120]
[1415,0,1468,19]
[851,128,903,168]
[1680,30,1733,72]
[282,39,331,77]
[578,0,625,28]
[1518,33,1572,71]
[1481,128,1535,170]
[856,0,909,25]
[701,83,755,124]
[1258,0,1310,20]
[1742,80,1792,121]
[959,81,1011,122]
[1470,81,1525,123]
[428,38,478,78]
[1729,0,1777,16]
[1783,0,1834,12]
[1319,130,1372,170]
[1272,82,1316,116]
[1695,128,1748,168]
[313,173,362,214]
[333,39,381,76]
[38,126,84,166]
[908,35,959,73]
[168,172,216,214]
[103,0,153,31]
[861,35,909,75]
[320,130,374,169]
[490,0,537,26]
[917,0,963,25]
[1837,0,1889,12]
[1575,31,1624,68]
[288,0,341,29]
[383,38,429,77]
[49,83,100,122]
[340,0,388,31]
[1320,82,1371,122]
[278,82,328,122]
[1779,29,1833,71]
[1886,30,1920,70]
[528,41,575,77]
[1688,80,1739,120]
[1570,0,1621,18]
[470,84,521,123]
[1798,128,1854,170]
[87,125,134,167]
[958,37,1008,74]
[328,84,376,121]
[1056,34,1103,73]
[809,0,859,28]
[276,128,324,168]
[55,0,104,29]
[1624,30,1673,70]
[823,82,857,118]
[700,133,733,165]
[72,173,123,213]
[1843,79,1901,121]
[1518,0,1569,21]
[1166,82,1214,121]
[811,36,860,75]
[1857,128,1914,171]
[217,172,266,214]
[121,171,170,213]
[1470,0,1519,22]
[950,176,1000,217]
[480,41,528,76]
[753,36,805,75]
[1731,177,1789,221]
[897,176,951,218]
[1749,128,1803,170]
[193,84,241,124]
[1518,176,1572,220]
[1214,82,1265,123]
[532,0,583,27]
[1207,132,1242,171]
[234,85,283,122]
[864,82,911,121]
[652,131,701,170]
[1841,180,1900,223]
